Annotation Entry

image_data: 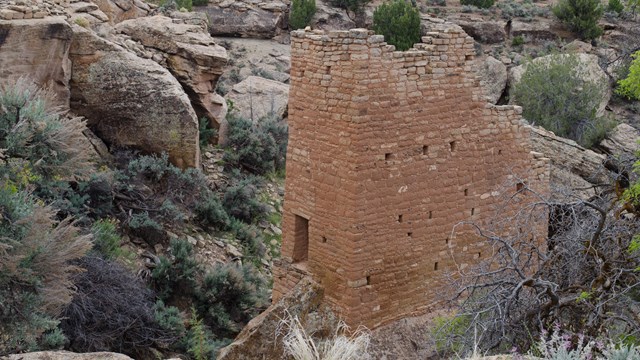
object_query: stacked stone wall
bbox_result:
[275,25,549,328]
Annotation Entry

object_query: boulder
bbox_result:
[226,76,289,121]
[91,0,149,24]
[0,17,72,109]
[477,56,507,104]
[1,351,133,360]
[528,126,608,201]
[599,123,640,160]
[456,19,506,44]
[69,25,199,168]
[510,19,562,43]
[115,15,228,132]
[310,0,356,31]
[509,53,611,117]
[218,277,340,360]
[202,0,285,38]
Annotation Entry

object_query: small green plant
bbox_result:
[91,219,122,260]
[372,0,421,51]
[552,0,604,40]
[198,117,216,149]
[460,0,494,9]
[512,35,525,46]
[617,51,640,100]
[223,177,268,223]
[290,0,317,30]
[192,0,207,6]
[329,0,370,13]
[152,239,200,301]
[431,314,470,355]
[511,54,614,148]
[196,194,231,230]
[607,0,625,13]
[74,17,90,28]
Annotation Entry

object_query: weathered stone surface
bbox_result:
[219,277,339,360]
[599,123,640,159]
[203,1,284,38]
[69,25,199,168]
[310,0,355,31]
[226,76,289,121]
[277,26,549,328]
[477,55,507,104]
[0,17,72,109]
[528,125,607,201]
[456,19,506,44]
[509,53,611,117]
[91,0,148,24]
[115,15,228,131]
[510,19,562,43]
[1,351,133,360]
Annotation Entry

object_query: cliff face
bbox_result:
[0,0,228,168]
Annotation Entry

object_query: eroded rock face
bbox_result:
[456,19,506,44]
[310,0,355,30]
[599,123,640,161]
[69,25,199,168]
[528,126,607,201]
[115,15,228,131]
[226,76,289,121]
[0,17,72,109]
[218,277,340,360]
[477,56,507,104]
[91,0,149,24]
[203,0,286,38]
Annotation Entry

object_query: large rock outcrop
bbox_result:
[202,0,287,38]
[115,15,228,130]
[477,56,507,104]
[91,0,149,24]
[528,126,608,201]
[226,76,289,121]
[455,17,506,44]
[0,17,72,109]
[69,25,200,168]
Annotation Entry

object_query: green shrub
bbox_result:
[128,211,165,244]
[512,35,525,46]
[152,239,200,301]
[223,177,268,223]
[229,218,267,258]
[192,0,207,6]
[91,219,122,259]
[329,0,370,12]
[511,54,614,148]
[196,195,230,230]
[552,0,604,40]
[460,0,494,9]
[198,117,216,149]
[224,115,288,175]
[372,0,421,51]
[607,0,624,13]
[290,0,317,30]
[431,315,470,355]
[0,188,91,354]
[194,264,267,337]
[617,51,640,100]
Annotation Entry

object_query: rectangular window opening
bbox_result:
[429,211,433,219]
[385,153,393,161]
[477,251,482,258]
[434,262,439,271]
[366,276,371,285]
[498,149,502,155]
[321,236,327,243]
[292,215,309,263]
[398,214,403,223]
[407,232,413,238]
[471,207,475,216]
[422,145,428,155]
[445,237,449,245]
[449,141,456,152]
[464,188,468,196]
[516,182,526,191]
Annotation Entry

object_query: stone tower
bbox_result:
[274,24,549,328]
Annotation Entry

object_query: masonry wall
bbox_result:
[274,25,549,328]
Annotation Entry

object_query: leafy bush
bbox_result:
[329,0,370,12]
[607,0,625,13]
[198,117,216,149]
[128,211,165,244]
[460,0,494,9]
[372,0,421,51]
[152,239,200,301]
[224,115,288,175]
[511,54,614,148]
[223,177,268,223]
[194,264,267,337]
[0,188,92,354]
[91,219,122,259]
[512,35,525,46]
[0,78,93,181]
[61,257,177,356]
[552,0,604,40]
[617,51,640,100]
[196,195,230,230]
[290,0,317,30]
[192,0,207,6]
[229,218,267,258]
